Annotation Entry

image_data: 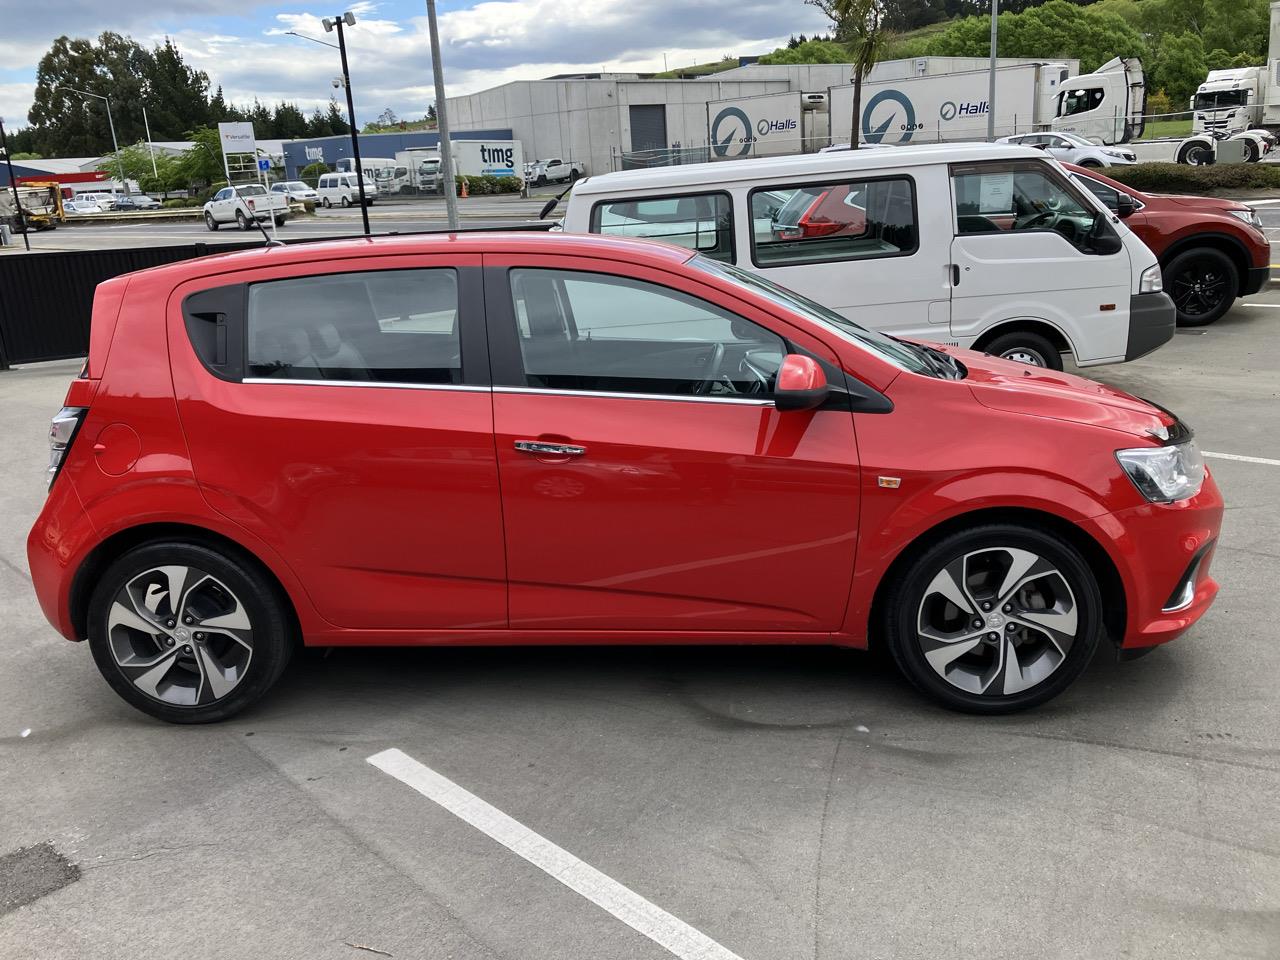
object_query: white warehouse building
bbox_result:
[445,57,1077,176]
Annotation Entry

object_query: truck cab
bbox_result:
[1192,70,1263,137]
[1051,57,1147,144]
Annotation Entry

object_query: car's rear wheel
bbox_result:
[274,215,287,227]
[1165,248,1238,326]
[884,524,1103,713]
[981,330,1063,370]
[236,210,251,231]
[87,542,294,723]
[204,212,219,231]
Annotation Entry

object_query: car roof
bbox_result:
[124,231,698,285]
[570,142,1045,196]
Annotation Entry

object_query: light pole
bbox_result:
[0,116,32,251]
[322,12,371,236]
[286,30,339,49]
[142,106,158,179]
[57,86,128,193]
[987,0,999,141]
[426,0,459,231]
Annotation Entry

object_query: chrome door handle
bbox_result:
[514,440,587,456]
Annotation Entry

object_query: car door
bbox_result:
[742,167,952,340]
[950,158,1133,363]
[1044,136,1077,163]
[483,252,860,633]
[168,253,507,631]
[212,188,234,222]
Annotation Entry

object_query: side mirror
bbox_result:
[774,354,829,412]
[1115,192,1137,218]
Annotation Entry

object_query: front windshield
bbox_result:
[690,255,937,377]
[1194,89,1249,111]
[1059,133,1092,147]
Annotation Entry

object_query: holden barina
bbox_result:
[28,233,1223,723]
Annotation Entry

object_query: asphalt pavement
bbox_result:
[0,280,1278,958]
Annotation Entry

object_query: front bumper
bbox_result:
[1242,265,1271,296]
[1125,292,1176,361]
[1080,470,1224,649]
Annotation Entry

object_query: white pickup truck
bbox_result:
[203,183,290,231]
[524,158,585,186]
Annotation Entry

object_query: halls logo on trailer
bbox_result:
[861,89,920,145]
[707,93,804,158]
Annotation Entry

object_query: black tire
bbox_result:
[981,330,1064,370]
[341,196,352,208]
[568,169,580,182]
[236,210,251,231]
[536,175,547,187]
[1177,140,1214,166]
[883,523,1103,714]
[274,215,287,227]
[1242,138,1260,163]
[204,212,219,232]
[87,542,294,723]
[1164,247,1238,327]
[322,197,332,208]
[1078,159,1103,168]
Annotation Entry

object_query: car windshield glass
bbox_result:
[689,255,938,377]
[1060,133,1092,146]
[236,185,267,197]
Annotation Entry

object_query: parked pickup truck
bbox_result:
[525,158,584,186]
[203,184,289,231]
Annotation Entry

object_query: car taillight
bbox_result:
[798,220,844,238]
[48,407,87,489]
[247,199,256,211]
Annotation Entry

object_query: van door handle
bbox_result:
[951,264,961,287]
[514,440,587,457]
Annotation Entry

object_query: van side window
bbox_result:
[952,160,1100,249]
[507,268,784,397]
[590,193,734,263]
[750,177,917,266]
[246,269,461,384]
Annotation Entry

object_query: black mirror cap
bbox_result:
[775,384,829,412]
[1116,193,1137,217]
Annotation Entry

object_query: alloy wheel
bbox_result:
[106,565,254,707]
[916,547,1078,696]
[1170,258,1229,318]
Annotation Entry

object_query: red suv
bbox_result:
[1066,162,1271,327]
[28,233,1223,722]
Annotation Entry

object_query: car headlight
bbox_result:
[1228,208,1263,230]
[1116,440,1205,503]
[1139,263,1163,294]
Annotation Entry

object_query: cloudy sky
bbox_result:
[0,0,831,135]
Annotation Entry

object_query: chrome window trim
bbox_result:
[492,385,775,406]
[243,378,486,392]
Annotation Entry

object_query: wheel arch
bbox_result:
[971,318,1073,359]
[1160,232,1252,286]
[70,521,302,645]
[866,506,1126,651]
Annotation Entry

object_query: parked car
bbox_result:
[316,172,374,208]
[526,158,584,186]
[1066,162,1270,326]
[563,143,1173,370]
[112,195,159,211]
[999,132,1137,167]
[75,192,119,211]
[203,184,289,231]
[28,232,1222,722]
[131,195,162,210]
[64,199,103,215]
[271,181,319,204]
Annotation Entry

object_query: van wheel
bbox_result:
[341,196,351,208]
[982,331,1063,370]
[87,542,295,723]
[883,524,1103,713]
[204,212,219,232]
[322,197,332,209]
[1165,248,1237,326]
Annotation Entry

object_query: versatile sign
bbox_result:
[707,93,804,159]
[217,122,256,154]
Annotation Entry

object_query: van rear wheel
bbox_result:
[87,542,294,723]
[982,331,1063,370]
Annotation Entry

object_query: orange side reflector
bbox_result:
[1100,304,1117,311]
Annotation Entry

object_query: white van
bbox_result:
[316,172,374,208]
[561,143,1173,369]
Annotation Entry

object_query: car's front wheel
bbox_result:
[1165,248,1238,326]
[883,524,1103,713]
[204,212,219,232]
[87,542,294,723]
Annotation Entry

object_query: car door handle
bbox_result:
[951,264,960,287]
[514,440,587,457]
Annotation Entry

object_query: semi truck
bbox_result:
[824,58,1145,147]
[387,139,524,193]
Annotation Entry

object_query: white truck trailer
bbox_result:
[391,139,524,192]
[824,59,1144,147]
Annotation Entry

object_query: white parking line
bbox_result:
[1205,451,1280,466]
[1242,303,1280,308]
[367,748,748,960]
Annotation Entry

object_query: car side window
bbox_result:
[750,176,917,266]
[590,192,734,262]
[507,268,785,398]
[246,269,462,384]
[1076,176,1121,212]
[953,160,1099,248]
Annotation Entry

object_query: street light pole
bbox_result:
[987,0,999,141]
[58,86,128,193]
[142,106,158,178]
[0,117,32,251]
[426,0,459,231]
[324,12,371,236]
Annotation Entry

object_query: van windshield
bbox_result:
[689,255,943,378]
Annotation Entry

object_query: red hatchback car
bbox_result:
[29,233,1223,722]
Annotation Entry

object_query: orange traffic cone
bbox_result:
[460,178,469,199]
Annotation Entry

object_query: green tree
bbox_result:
[145,39,211,140]
[173,126,224,190]
[1151,32,1207,105]
[326,99,350,135]
[759,39,851,65]
[272,102,309,140]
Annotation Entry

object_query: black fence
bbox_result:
[0,225,553,369]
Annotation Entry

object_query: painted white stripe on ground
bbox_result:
[1205,451,1280,466]
[1242,303,1280,308]
[367,748,747,960]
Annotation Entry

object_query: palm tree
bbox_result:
[808,0,892,148]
